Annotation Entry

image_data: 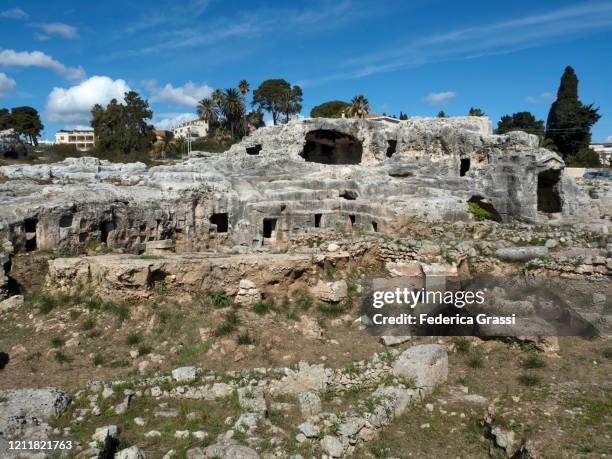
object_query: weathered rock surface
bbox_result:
[392,344,448,390]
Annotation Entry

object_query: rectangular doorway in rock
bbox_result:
[24,218,37,252]
[537,169,562,213]
[209,213,229,233]
[246,144,262,156]
[314,213,322,228]
[263,218,277,239]
[386,140,397,158]
[371,221,378,232]
[348,214,356,228]
[460,158,470,176]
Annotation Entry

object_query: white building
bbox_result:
[55,130,96,151]
[172,119,208,139]
[591,143,612,166]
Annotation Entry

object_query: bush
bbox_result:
[520,353,546,369]
[126,332,142,346]
[252,298,275,315]
[566,148,602,167]
[54,351,71,364]
[50,336,64,348]
[517,374,541,386]
[293,289,314,310]
[453,337,471,353]
[468,201,496,221]
[467,352,484,368]
[237,332,255,345]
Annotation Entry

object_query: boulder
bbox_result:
[320,435,344,457]
[297,391,322,418]
[116,446,146,459]
[392,344,448,390]
[235,279,262,306]
[0,295,24,313]
[310,279,348,303]
[172,366,197,382]
[495,246,548,262]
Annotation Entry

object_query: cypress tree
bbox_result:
[545,66,600,157]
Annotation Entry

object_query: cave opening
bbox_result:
[386,140,397,158]
[460,158,470,177]
[300,130,363,165]
[100,221,115,244]
[24,218,37,233]
[349,215,356,227]
[23,218,38,252]
[340,190,358,200]
[468,196,503,222]
[246,144,262,156]
[263,218,277,239]
[59,214,73,228]
[537,169,562,213]
[371,221,378,232]
[209,213,229,233]
[314,213,322,228]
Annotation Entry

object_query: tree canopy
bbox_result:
[347,95,370,119]
[468,107,486,117]
[252,79,303,125]
[437,111,446,118]
[91,91,155,156]
[310,100,349,118]
[496,111,545,137]
[545,66,600,158]
[3,106,44,145]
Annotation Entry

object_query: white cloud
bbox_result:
[0,73,16,97]
[0,49,85,81]
[148,81,212,107]
[424,91,456,105]
[525,91,554,104]
[607,135,612,142]
[0,8,28,19]
[46,76,130,125]
[31,22,79,39]
[154,112,197,130]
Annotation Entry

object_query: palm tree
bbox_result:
[348,95,370,119]
[221,88,245,138]
[238,80,250,96]
[196,97,219,126]
[211,89,224,104]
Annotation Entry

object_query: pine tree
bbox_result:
[545,66,600,158]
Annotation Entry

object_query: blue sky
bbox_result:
[0,0,611,141]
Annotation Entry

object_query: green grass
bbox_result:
[237,332,255,345]
[292,288,314,310]
[468,201,496,221]
[126,332,142,346]
[138,345,152,356]
[467,352,484,369]
[252,298,275,315]
[520,353,547,369]
[453,337,470,353]
[517,374,542,386]
[602,347,612,359]
[50,336,65,348]
[81,317,96,331]
[54,351,71,364]
[92,353,104,366]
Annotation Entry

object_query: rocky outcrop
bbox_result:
[0,117,604,262]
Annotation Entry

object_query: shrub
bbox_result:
[209,291,231,309]
[293,289,314,310]
[468,201,496,221]
[54,351,71,364]
[453,337,470,353]
[602,347,612,359]
[138,345,152,356]
[252,298,275,315]
[467,352,484,369]
[237,333,255,345]
[81,317,96,331]
[126,332,142,346]
[517,374,541,386]
[92,353,104,366]
[50,336,64,348]
[520,353,546,369]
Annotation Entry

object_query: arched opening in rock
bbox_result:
[100,221,115,244]
[209,213,229,233]
[349,215,356,228]
[371,221,378,232]
[246,144,262,155]
[386,140,397,158]
[314,214,322,228]
[537,169,562,213]
[468,196,503,222]
[263,218,277,239]
[300,130,363,165]
[460,158,470,177]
